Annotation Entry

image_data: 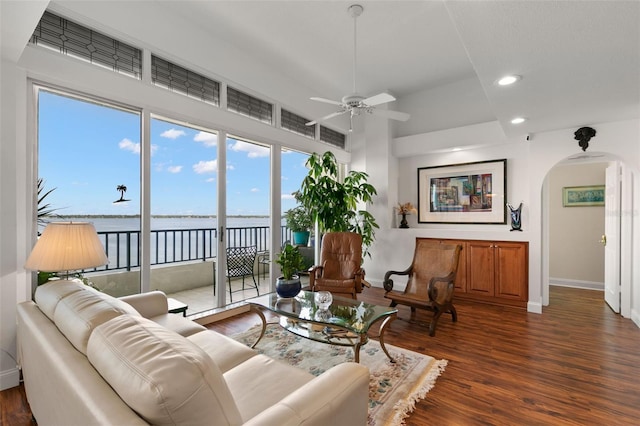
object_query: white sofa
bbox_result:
[17,280,369,425]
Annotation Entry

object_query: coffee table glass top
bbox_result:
[247,290,397,335]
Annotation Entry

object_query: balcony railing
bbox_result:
[87,226,294,273]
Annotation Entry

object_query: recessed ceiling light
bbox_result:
[497,75,522,86]
[511,117,526,124]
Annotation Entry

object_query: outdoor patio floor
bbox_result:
[167,274,310,316]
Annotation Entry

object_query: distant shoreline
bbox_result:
[58,214,271,219]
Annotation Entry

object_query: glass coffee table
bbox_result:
[246,291,398,363]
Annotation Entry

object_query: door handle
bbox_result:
[599,234,606,246]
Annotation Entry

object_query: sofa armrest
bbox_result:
[119,291,168,318]
[244,362,369,426]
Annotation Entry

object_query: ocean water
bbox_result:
[55,216,286,269]
[59,216,276,232]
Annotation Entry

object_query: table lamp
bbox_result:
[24,222,109,279]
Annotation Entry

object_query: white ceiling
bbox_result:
[3,0,639,143]
[157,0,640,140]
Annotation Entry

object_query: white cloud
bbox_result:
[167,165,183,173]
[119,138,140,154]
[205,177,215,183]
[281,193,296,200]
[251,188,259,193]
[161,128,186,139]
[193,160,217,174]
[119,138,157,155]
[229,140,269,158]
[194,131,217,147]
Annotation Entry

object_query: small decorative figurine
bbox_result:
[507,202,523,231]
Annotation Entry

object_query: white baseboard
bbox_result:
[632,309,640,329]
[549,278,604,291]
[0,367,20,391]
[527,301,542,314]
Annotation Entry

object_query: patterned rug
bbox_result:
[231,324,447,425]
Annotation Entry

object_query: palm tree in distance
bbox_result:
[113,184,130,203]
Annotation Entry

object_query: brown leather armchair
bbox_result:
[383,239,462,336]
[308,232,367,299]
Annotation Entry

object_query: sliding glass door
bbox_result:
[37,88,142,296]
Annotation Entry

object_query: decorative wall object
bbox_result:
[562,185,605,207]
[507,202,523,231]
[418,159,507,224]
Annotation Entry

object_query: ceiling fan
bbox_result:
[305,4,410,130]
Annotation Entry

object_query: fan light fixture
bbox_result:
[306,4,410,130]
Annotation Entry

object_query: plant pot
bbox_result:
[276,276,302,298]
[292,231,310,246]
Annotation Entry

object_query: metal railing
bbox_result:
[88,226,294,273]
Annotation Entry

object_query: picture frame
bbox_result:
[418,159,507,224]
[562,185,605,207]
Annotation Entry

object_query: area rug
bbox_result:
[231,324,447,425]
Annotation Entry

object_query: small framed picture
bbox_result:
[562,185,605,207]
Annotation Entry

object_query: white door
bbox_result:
[604,162,621,313]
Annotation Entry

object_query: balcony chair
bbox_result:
[309,232,368,299]
[383,239,462,336]
[225,245,259,303]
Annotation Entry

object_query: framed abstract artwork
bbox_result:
[562,185,605,207]
[418,159,507,224]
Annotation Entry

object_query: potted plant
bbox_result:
[285,205,312,246]
[297,151,379,257]
[274,243,306,298]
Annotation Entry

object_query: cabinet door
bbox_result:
[494,242,528,300]
[467,241,494,296]
[445,240,467,293]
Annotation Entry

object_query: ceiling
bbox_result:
[3,0,639,143]
[157,0,640,141]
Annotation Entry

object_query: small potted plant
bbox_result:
[285,205,312,246]
[275,243,306,298]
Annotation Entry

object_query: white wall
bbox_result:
[360,118,640,319]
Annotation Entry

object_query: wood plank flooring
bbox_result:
[3,286,639,425]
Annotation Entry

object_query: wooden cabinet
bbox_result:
[425,238,528,308]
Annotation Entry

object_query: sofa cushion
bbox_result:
[87,314,242,426]
[34,279,86,320]
[37,280,140,354]
[224,354,314,423]
[188,329,257,373]
[149,313,206,337]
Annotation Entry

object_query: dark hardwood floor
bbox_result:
[3,286,639,425]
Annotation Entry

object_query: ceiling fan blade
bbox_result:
[305,110,348,126]
[370,108,410,122]
[310,97,343,106]
[363,92,396,106]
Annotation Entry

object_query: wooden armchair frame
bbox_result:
[383,239,462,336]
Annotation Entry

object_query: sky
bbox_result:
[38,90,311,216]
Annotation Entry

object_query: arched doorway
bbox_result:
[541,152,635,315]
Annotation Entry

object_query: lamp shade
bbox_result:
[25,222,109,272]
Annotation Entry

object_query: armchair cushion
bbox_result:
[310,232,364,299]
